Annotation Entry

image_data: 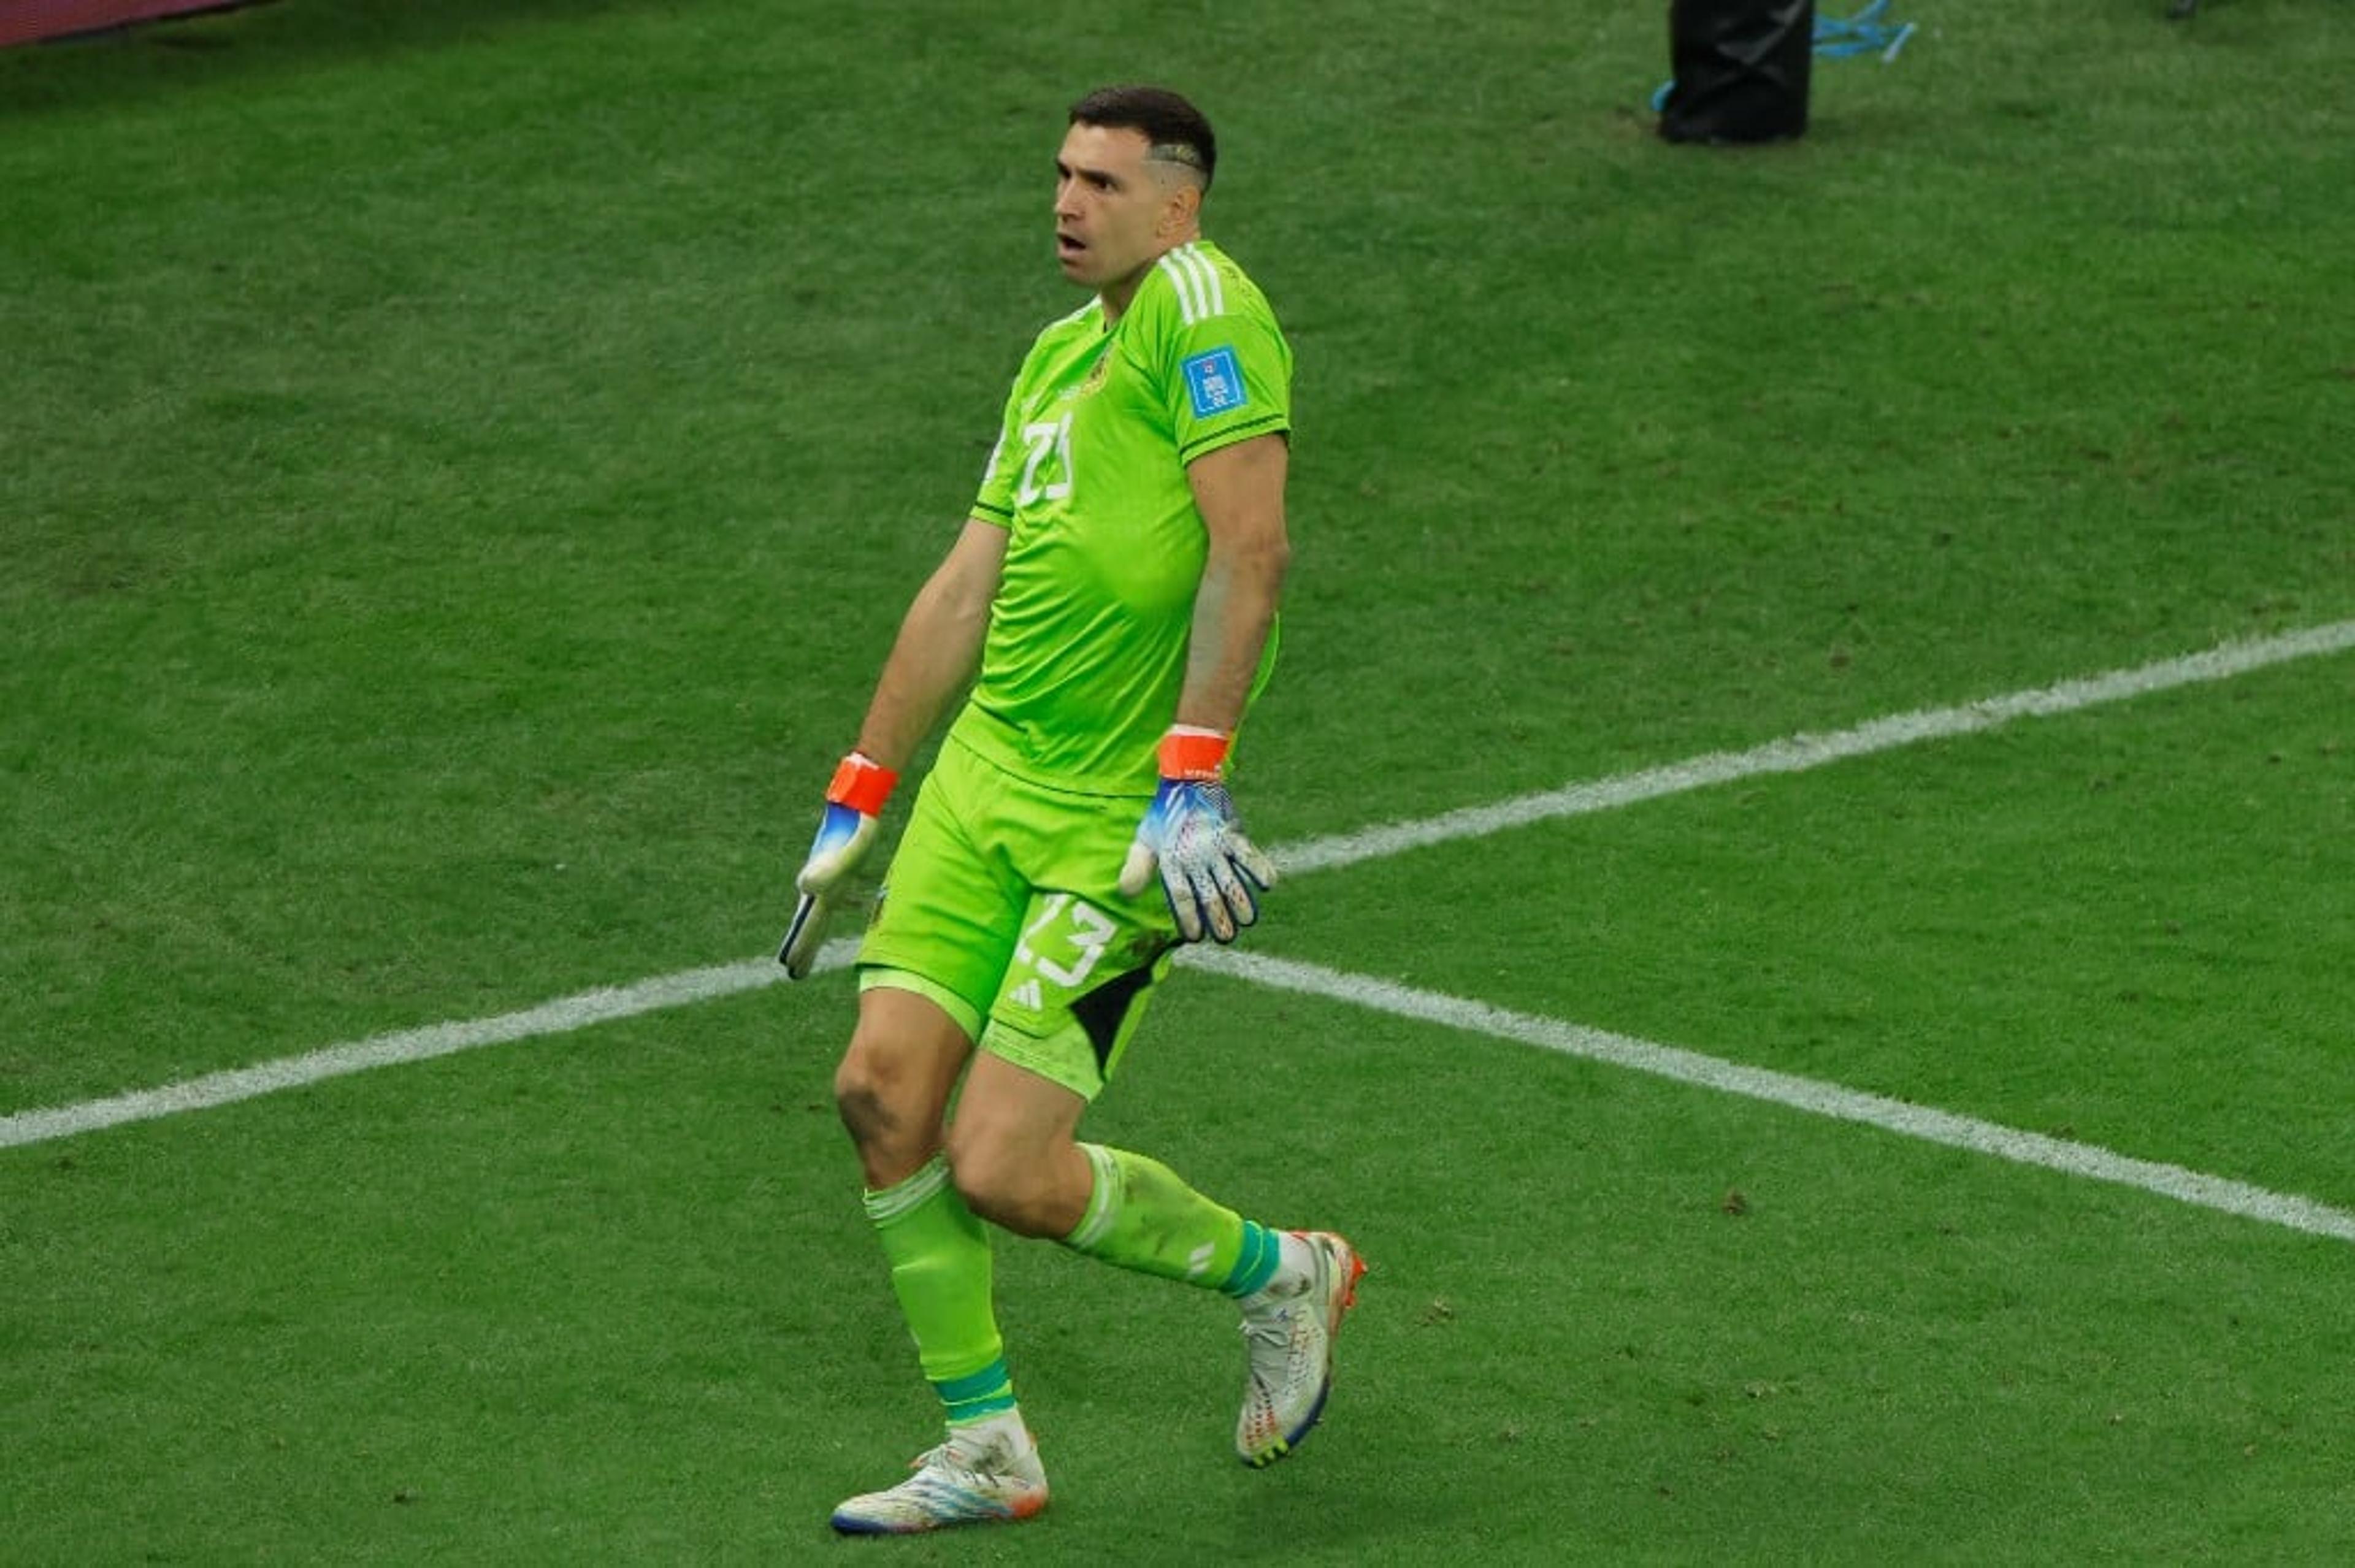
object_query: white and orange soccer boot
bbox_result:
[1235,1230,1367,1467]
[829,1415,1049,1535]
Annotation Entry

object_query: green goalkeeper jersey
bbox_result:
[948,239,1293,796]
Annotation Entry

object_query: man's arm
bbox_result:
[852,517,1008,769]
[1175,432,1290,729]
[1116,432,1289,943]
[778,518,1005,976]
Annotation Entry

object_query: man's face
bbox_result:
[1054,122,1191,294]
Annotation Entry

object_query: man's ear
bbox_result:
[1158,182,1203,237]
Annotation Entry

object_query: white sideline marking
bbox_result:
[0,957,808,1151]
[1274,618,2355,875]
[4,620,2352,1166]
[1185,949,2355,1247]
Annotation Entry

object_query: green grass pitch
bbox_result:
[4,1,2351,1561]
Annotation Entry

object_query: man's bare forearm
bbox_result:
[1178,435,1290,734]
[853,520,1005,769]
[1177,534,1287,731]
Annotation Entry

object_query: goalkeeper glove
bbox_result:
[778,751,898,979]
[1117,726,1278,944]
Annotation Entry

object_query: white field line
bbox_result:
[4,620,2351,1165]
[0,957,808,1152]
[1186,948,2355,1247]
[1275,618,2355,875]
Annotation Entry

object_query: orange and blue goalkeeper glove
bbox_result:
[778,751,897,979]
[1117,726,1278,944]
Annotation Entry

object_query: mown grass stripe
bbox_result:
[5,621,2349,1156]
[1188,947,2355,1247]
[1274,619,2355,875]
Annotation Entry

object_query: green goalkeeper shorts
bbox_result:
[856,732,1178,1101]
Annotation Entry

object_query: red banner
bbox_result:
[0,2,253,47]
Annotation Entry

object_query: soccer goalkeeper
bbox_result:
[782,85,1365,1535]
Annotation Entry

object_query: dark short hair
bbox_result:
[1068,85,1217,190]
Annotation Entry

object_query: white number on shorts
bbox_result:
[1015,892,1116,990]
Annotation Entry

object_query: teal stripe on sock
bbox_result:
[933,1358,1016,1425]
[1219,1220,1281,1299]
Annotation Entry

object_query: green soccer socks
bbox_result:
[865,1154,1015,1425]
[1060,1142,1283,1298]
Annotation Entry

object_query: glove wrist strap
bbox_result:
[827,751,899,816]
[1157,725,1230,782]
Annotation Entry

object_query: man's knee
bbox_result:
[942,1049,1093,1234]
[831,997,970,1180]
[944,1119,1087,1239]
[831,1041,896,1140]
[943,1131,1027,1231]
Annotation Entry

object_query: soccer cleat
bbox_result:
[1235,1230,1367,1467]
[828,1423,1050,1535]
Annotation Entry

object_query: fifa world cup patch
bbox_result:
[1181,346,1248,418]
